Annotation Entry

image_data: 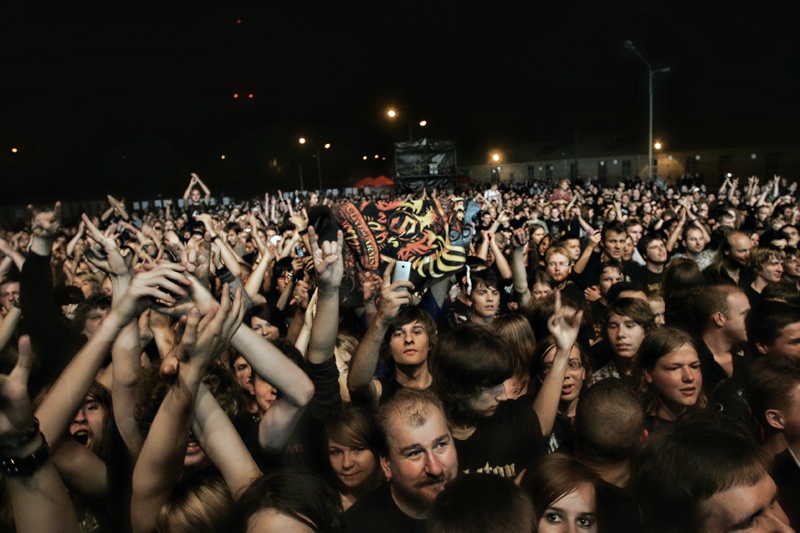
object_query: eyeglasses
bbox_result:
[541,359,583,374]
[547,262,570,268]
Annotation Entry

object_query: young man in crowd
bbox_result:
[695,285,752,394]
[629,233,668,294]
[631,413,793,533]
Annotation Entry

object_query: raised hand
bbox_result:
[359,271,383,303]
[182,285,245,371]
[28,202,62,239]
[547,290,583,354]
[511,227,529,249]
[309,226,343,290]
[115,263,191,322]
[0,336,35,451]
[82,214,130,276]
[376,260,413,323]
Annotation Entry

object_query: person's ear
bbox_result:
[754,339,769,356]
[643,368,654,384]
[380,454,393,480]
[712,311,726,328]
[765,409,786,431]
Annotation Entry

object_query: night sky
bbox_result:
[2,1,798,204]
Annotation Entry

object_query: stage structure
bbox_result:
[393,138,457,192]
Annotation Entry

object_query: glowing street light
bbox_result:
[654,142,662,150]
[298,137,331,192]
[624,40,670,183]
[385,108,425,141]
[11,148,18,153]
[491,153,501,163]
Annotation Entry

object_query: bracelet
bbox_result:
[0,433,50,477]
[0,417,40,454]
[298,228,308,236]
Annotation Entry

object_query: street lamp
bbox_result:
[624,41,670,183]
[298,137,331,193]
[386,108,426,141]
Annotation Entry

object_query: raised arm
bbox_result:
[191,383,261,498]
[193,173,211,203]
[666,207,687,253]
[131,286,243,533]
[306,227,343,365]
[197,213,242,279]
[38,264,190,451]
[347,262,413,404]
[0,337,80,533]
[573,230,601,276]
[510,228,532,310]
[532,291,582,437]
[0,306,21,352]
[0,237,26,272]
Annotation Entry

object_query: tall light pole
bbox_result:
[299,138,331,192]
[386,108,427,141]
[624,41,670,183]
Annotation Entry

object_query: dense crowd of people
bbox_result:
[0,171,799,532]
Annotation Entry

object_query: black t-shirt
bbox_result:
[345,483,426,533]
[454,396,546,478]
[773,449,800,530]
[627,264,664,294]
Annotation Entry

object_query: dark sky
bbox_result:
[2,1,798,203]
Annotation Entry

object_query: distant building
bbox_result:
[460,137,800,187]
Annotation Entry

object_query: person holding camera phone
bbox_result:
[348,261,437,406]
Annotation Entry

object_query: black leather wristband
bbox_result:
[0,433,50,477]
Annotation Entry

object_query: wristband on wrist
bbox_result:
[298,228,308,236]
[0,433,50,477]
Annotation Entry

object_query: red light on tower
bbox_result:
[236,19,242,24]
[233,93,239,99]
[248,93,254,99]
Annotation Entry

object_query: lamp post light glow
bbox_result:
[491,153,501,162]
[624,40,670,183]
[298,137,330,192]
[386,108,421,141]
[654,142,662,150]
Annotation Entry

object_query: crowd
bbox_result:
[0,170,799,532]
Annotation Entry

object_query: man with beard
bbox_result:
[629,233,668,294]
[704,231,752,287]
[544,246,583,305]
[345,388,458,532]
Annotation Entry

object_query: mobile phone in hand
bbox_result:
[393,260,412,291]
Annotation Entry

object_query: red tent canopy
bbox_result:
[371,175,395,187]
[352,175,395,189]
